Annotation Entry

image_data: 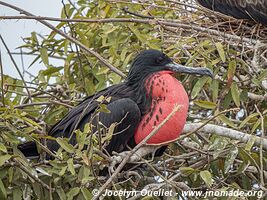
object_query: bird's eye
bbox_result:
[156,56,164,64]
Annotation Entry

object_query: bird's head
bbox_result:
[127,49,213,82]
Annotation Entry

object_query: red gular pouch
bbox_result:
[134,71,189,145]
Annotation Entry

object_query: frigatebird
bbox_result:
[19,49,213,162]
[197,0,267,25]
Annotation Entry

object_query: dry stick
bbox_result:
[0,48,5,106]
[92,104,181,200]
[147,108,240,146]
[179,109,239,141]
[5,84,64,102]
[0,2,126,78]
[182,123,267,150]
[255,105,265,187]
[62,1,87,95]
[0,15,259,45]
[0,35,32,102]
[10,51,66,60]
[14,100,73,109]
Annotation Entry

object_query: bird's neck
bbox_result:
[126,71,175,115]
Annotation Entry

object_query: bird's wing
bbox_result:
[46,84,141,156]
[48,86,112,138]
[197,0,267,25]
[245,0,267,25]
[97,98,141,154]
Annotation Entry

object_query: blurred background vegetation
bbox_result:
[0,0,266,199]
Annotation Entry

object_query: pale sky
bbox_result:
[0,0,62,80]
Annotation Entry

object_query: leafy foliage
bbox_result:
[0,0,266,199]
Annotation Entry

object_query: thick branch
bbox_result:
[0,15,259,45]
[183,123,267,150]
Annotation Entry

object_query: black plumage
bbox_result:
[197,0,267,25]
[19,50,173,158]
[19,49,213,161]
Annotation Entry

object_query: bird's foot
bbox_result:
[108,146,159,173]
[109,151,131,173]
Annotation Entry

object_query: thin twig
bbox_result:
[0,35,32,102]
[61,0,87,94]
[0,47,5,106]
[14,100,73,109]
[255,105,265,187]
[0,2,126,78]
[0,15,259,45]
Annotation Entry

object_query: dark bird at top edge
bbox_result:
[197,0,267,25]
[18,49,213,170]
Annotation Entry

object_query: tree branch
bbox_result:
[0,2,126,78]
[182,123,267,150]
[0,15,259,45]
[0,35,32,102]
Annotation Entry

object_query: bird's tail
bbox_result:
[18,141,39,157]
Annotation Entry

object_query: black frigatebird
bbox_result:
[197,0,267,25]
[19,49,213,163]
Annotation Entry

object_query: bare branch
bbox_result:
[0,35,32,102]
[0,15,260,45]
[182,123,267,150]
[0,2,126,78]
[0,47,4,107]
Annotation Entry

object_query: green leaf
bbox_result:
[99,104,110,113]
[0,154,11,166]
[209,136,230,158]
[194,100,217,109]
[0,143,7,153]
[67,158,76,175]
[31,32,38,44]
[258,69,267,81]
[239,113,259,128]
[102,123,116,143]
[251,119,261,133]
[40,48,49,66]
[224,147,238,173]
[56,188,67,200]
[59,166,68,176]
[67,187,80,200]
[245,136,256,151]
[211,79,219,102]
[191,77,209,99]
[12,188,22,200]
[231,83,240,107]
[227,60,236,85]
[218,114,236,128]
[96,95,105,103]
[237,162,250,175]
[179,167,196,176]
[200,170,213,187]
[56,138,75,153]
[81,188,93,200]
[42,66,63,76]
[215,42,226,62]
[0,179,6,200]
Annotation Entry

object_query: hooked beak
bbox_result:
[165,62,214,78]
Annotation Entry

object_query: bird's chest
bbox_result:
[134,72,189,145]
